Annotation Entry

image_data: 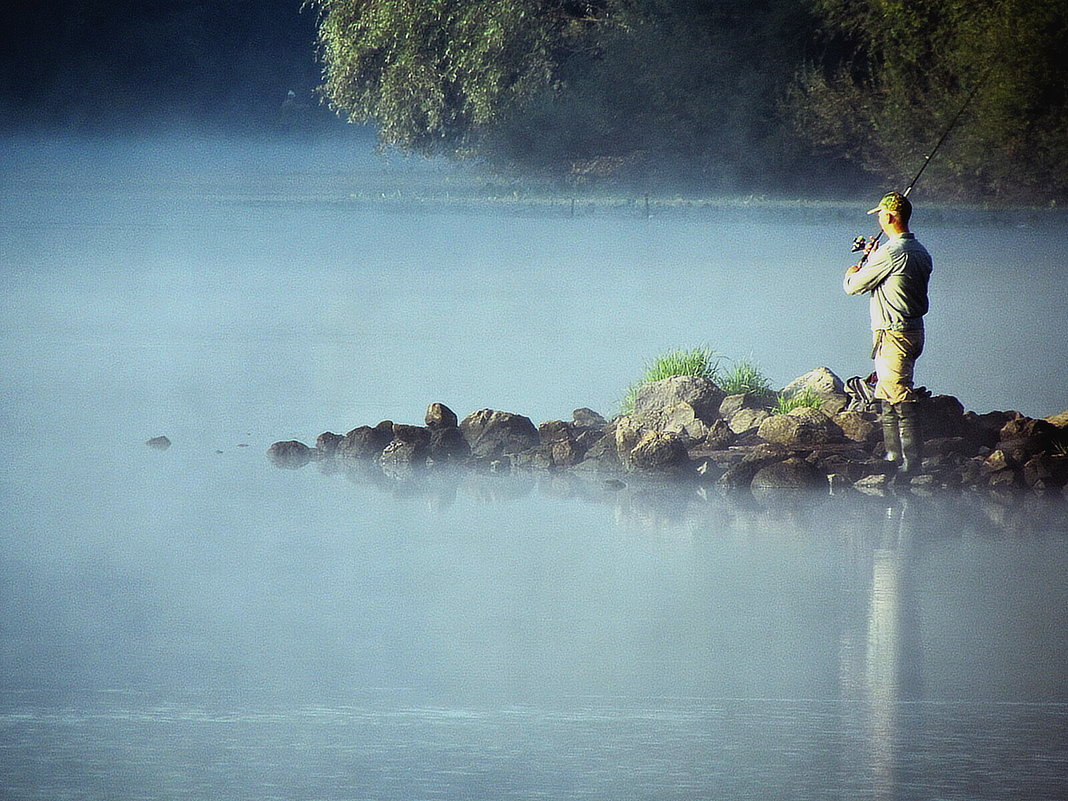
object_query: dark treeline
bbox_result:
[4,1,1066,201]
[314,0,1068,201]
[1,0,332,134]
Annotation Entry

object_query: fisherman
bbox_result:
[844,191,933,475]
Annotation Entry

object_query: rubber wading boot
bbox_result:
[881,402,903,468]
[897,401,922,475]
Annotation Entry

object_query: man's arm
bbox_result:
[843,246,895,295]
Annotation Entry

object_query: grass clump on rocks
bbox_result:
[621,346,720,414]
[773,387,824,415]
[720,357,776,398]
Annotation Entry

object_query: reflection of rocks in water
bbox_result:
[311,444,1065,539]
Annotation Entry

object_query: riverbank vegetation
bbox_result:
[313,0,1068,203]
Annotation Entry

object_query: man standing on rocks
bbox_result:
[844,191,933,475]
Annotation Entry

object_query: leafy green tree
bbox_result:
[789,0,1068,202]
[312,0,614,153]
[312,0,828,188]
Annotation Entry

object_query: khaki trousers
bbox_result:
[872,329,925,404]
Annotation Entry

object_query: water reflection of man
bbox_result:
[844,192,933,476]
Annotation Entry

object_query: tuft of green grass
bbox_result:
[773,387,824,415]
[620,346,720,414]
[720,357,775,397]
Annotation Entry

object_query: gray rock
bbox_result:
[267,440,313,469]
[751,457,822,490]
[633,375,725,425]
[511,445,555,470]
[425,402,459,429]
[719,393,770,421]
[614,415,646,470]
[658,402,712,443]
[379,439,428,470]
[727,407,770,435]
[574,434,621,471]
[717,443,789,488]
[428,426,470,463]
[551,438,586,467]
[628,431,691,473]
[572,408,607,429]
[539,420,573,444]
[834,411,878,443]
[316,431,344,456]
[703,418,736,449]
[460,409,540,460]
[757,409,839,449]
[998,416,1061,464]
[781,367,848,414]
[146,435,171,450]
[339,421,394,459]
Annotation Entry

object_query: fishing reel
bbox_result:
[851,235,869,253]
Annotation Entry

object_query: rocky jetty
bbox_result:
[268,367,1068,499]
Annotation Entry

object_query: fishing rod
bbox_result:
[851,78,985,264]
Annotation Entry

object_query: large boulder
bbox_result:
[719,392,770,421]
[315,431,344,456]
[1022,454,1068,491]
[998,416,1062,464]
[614,416,645,470]
[429,426,470,463]
[963,410,1019,450]
[1046,410,1068,428]
[574,432,621,471]
[338,421,394,459]
[632,375,725,428]
[703,418,736,449]
[834,410,879,443]
[657,402,713,443]
[781,367,849,414]
[538,419,589,467]
[572,408,608,429]
[919,394,968,439]
[425,402,459,429]
[727,407,770,435]
[379,425,430,466]
[627,431,691,473]
[717,443,789,488]
[757,407,841,448]
[751,457,822,490]
[460,409,539,460]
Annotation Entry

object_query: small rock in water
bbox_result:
[146,436,171,450]
[267,440,313,469]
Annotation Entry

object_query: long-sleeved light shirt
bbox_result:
[843,232,932,331]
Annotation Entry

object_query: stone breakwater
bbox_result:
[268,367,1068,499]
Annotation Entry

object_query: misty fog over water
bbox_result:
[2,134,1067,800]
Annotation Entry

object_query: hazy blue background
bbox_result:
[2,3,1066,798]
[2,134,1067,800]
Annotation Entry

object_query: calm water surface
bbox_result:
[2,136,1067,800]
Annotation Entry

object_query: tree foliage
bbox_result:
[313,0,828,189]
[312,0,614,152]
[312,0,1068,199]
[789,0,1068,201]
